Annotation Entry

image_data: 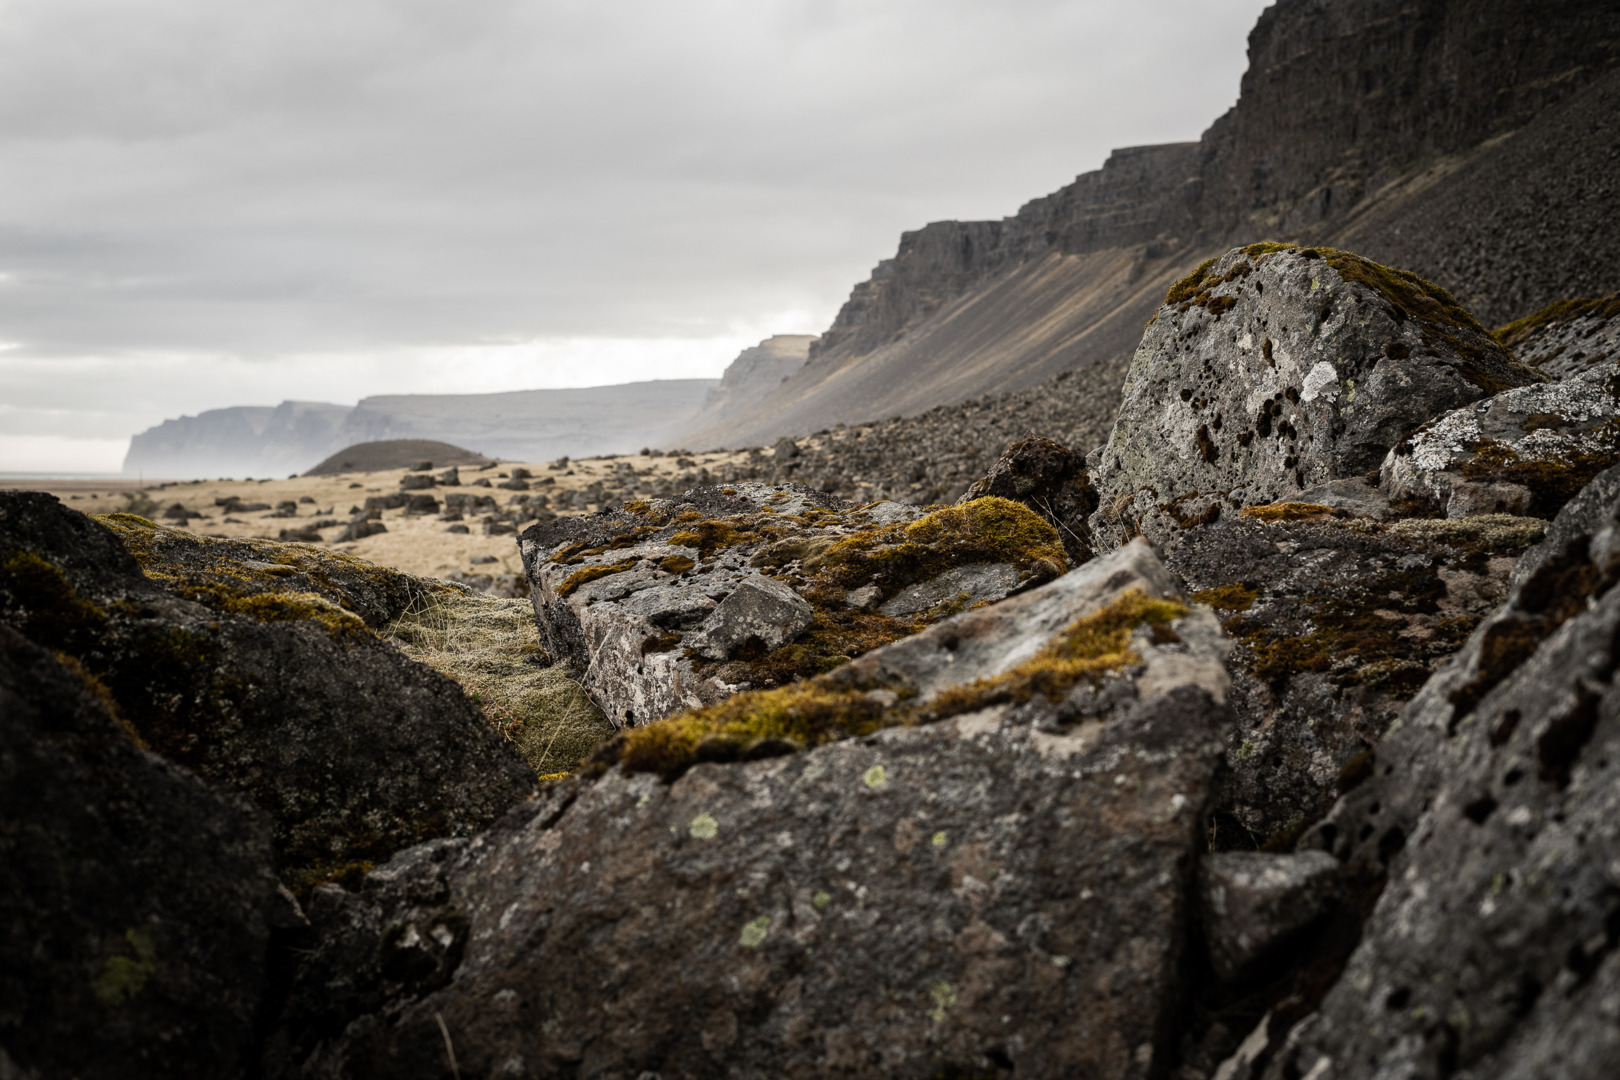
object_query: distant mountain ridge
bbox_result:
[684,0,1620,448]
[123,379,718,478]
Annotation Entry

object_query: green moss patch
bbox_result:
[1239,502,1337,523]
[1459,429,1620,518]
[1493,291,1620,351]
[1192,583,1260,612]
[555,559,640,597]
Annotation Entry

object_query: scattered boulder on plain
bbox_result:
[519,482,1067,727]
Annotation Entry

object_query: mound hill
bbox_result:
[302,439,492,476]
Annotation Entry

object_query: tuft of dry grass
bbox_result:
[382,591,614,776]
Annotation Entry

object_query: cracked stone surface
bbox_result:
[271,542,1233,1079]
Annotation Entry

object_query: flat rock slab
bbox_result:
[520,483,1066,727]
[280,542,1234,1079]
[1091,244,1537,549]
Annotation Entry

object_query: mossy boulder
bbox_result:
[518,482,1067,729]
[0,492,535,894]
[0,625,290,1079]
[958,435,1098,564]
[272,540,1235,1078]
[1091,245,1541,550]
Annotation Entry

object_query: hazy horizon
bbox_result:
[0,0,1270,472]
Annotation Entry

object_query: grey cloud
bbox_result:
[0,0,1269,445]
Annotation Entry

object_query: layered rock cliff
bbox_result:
[702,0,1620,448]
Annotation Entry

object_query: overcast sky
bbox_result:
[0,0,1269,472]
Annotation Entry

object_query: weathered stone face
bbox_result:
[1498,290,1620,381]
[273,541,1234,1079]
[1090,245,1538,549]
[1199,851,1343,985]
[0,493,536,892]
[0,625,289,1080]
[1383,361,1620,519]
[1264,465,1620,1079]
[519,483,1068,728]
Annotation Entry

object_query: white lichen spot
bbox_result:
[689,812,719,840]
[863,764,888,788]
[1051,955,1071,969]
[928,980,957,1022]
[739,915,771,948]
[1300,361,1339,403]
[932,831,948,848]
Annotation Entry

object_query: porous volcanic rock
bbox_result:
[0,493,535,891]
[959,435,1098,564]
[274,540,1234,1079]
[1090,244,1540,549]
[1162,508,1547,847]
[1260,463,1620,1078]
[1496,290,1620,382]
[0,625,290,1080]
[1382,361,1620,519]
[518,482,1068,727]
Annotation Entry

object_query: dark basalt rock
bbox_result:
[272,542,1234,1079]
[960,435,1098,565]
[0,625,290,1080]
[1259,463,1620,1078]
[0,492,535,892]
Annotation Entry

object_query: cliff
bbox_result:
[701,0,1620,448]
[122,400,351,479]
[668,335,814,449]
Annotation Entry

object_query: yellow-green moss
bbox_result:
[1385,515,1546,550]
[667,520,752,555]
[1239,502,1336,523]
[52,650,146,747]
[812,497,1066,598]
[608,589,1186,781]
[1192,583,1260,612]
[1241,241,1300,258]
[91,926,157,1006]
[555,559,640,597]
[1165,257,1218,307]
[1493,291,1620,351]
[925,590,1188,719]
[1459,431,1620,518]
[658,554,696,575]
[0,550,108,649]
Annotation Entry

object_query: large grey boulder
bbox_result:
[519,482,1068,727]
[1254,464,1620,1077]
[0,493,536,893]
[1382,361,1620,519]
[0,625,291,1079]
[1090,244,1539,549]
[275,541,1234,1078]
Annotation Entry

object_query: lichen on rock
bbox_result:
[1091,244,1539,550]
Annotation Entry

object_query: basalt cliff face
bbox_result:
[695,0,1620,450]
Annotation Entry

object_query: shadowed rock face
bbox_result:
[0,625,289,1080]
[519,483,1067,727]
[1089,245,1539,549]
[0,493,535,891]
[272,541,1234,1079]
[1260,464,1620,1078]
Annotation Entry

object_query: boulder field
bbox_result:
[4,244,1620,1078]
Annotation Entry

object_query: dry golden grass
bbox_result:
[380,590,615,776]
